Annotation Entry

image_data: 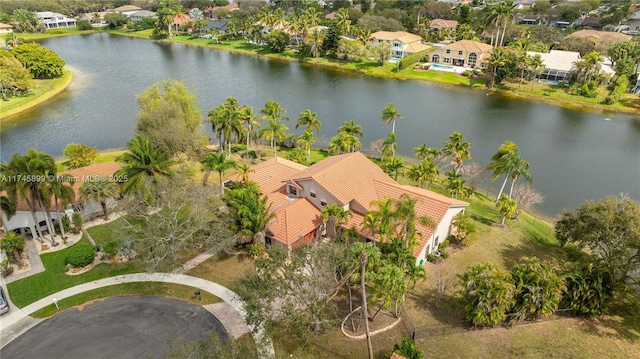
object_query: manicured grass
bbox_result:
[17,28,103,40]
[0,70,72,119]
[30,282,221,318]
[407,69,487,87]
[85,217,126,246]
[6,238,142,308]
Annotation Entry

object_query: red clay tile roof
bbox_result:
[243,157,307,194]
[266,194,322,245]
[289,152,395,210]
[429,19,459,29]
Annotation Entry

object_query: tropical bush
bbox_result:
[266,30,290,53]
[248,243,265,258]
[63,143,99,168]
[459,262,515,327]
[510,257,565,323]
[76,20,92,30]
[65,242,95,267]
[563,261,613,316]
[393,337,423,359]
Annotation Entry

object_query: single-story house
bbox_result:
[527,50,581,82]
[112,5,143,17]
[580,16,603,30]
[565,29,632,46]
[204,3,239,19]
[370,31,431,58]
[128,10,156,23]
[515,14,541,26]
[36,12,76,29]
[0,22,13,33]
[205,19,229,34]
[429,19,459,31]
[1,162,122,238]
[234,152,469,265]
[620,19,640,35]
[430,40,493,69]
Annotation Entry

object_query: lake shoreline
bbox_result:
[0,70,73,121]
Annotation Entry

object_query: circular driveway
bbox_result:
[0,296,227,359]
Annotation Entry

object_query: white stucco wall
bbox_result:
[415,206,466,265]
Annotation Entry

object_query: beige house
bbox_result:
[429,19,459,31]
[234,152,469,265]
[566,30,632,47]
[429,40,493,69]
[370,31,431,58]
[0,22,13,34]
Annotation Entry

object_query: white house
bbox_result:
[527,50,581,82]
[36,12,76,29]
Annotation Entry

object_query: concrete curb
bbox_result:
[0,273,274,358]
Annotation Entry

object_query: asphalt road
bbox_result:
[0,296,228,359]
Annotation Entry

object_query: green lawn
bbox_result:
[0,70,72,119]
[7,239,142,308]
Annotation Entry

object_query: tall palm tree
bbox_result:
[48,178,74,239]
[260,100,289,123]
[2,149,57,244]
[488,47,507,88]
[487,141,519,202]
[381,103,402,136]
[239,106,261,149]
[80,178,120,221]
[202,152,237,194]
[296,109,322,134]
[528,54,544,91]
[508,156,532,199]
[158,0,183,39]
[445,170,470,199]
[320,203,352,240]
[237,162,254,183]
[335,8,351,36]
[260,118,289,156]
[208,97,243,153]
[357,28,371,45]
[442,131,471,175]
[307,28,324,59]
[338,119,363,138]
[413,143,430,161]
[117,135,173,197]
[297,129,317,163]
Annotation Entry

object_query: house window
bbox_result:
[310,190,316,198]
[393,42,401,47]
[432,54,440,63]
[320,200,327,206]
[468,53,477,68]
[458,50,463,55]
[289,186,297,196]
[444,58,451,64]
[446,49,451,54]
[434,236,440,246]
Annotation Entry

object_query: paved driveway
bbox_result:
[0,296,227,359]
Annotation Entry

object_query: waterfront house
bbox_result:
[429,40,493,69]
[233,153,468,265]
[1,162,121,237]
[370,31,431,58]
[36,12,76,29]
[112,5,143,17]
[526,50,581,83]
[128,10,156,23]
[566,29,632,46]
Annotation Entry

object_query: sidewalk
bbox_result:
[0,273,274,358]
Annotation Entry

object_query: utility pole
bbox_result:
[360,251,373,359]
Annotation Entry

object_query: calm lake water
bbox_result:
[1,33,639,217]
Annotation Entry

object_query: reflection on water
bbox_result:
[0,33,638,217]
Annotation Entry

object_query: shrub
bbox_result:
[65,242,95,267]
[76,20,92,30]
[63,143,99,168]
[459,262,515,327]
[393,337,423,359]
[11,43,65,79]
[46,29,66,34]
[398,50,428,71]
[266,30,290,53]
[510,257,565,323]
[248,243,265,258]
[563,261,613,316]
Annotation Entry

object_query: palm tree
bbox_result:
[497,194,517,226]
[307,28,324,59]
[237,162,254,183]
[117,135,173,197]
[381,157,404,181]
[487,141,519,202]
[382,132,398,159]
[80,178,120,221]
[408,159,439,189]
[413,143,430,161]
[260,100,289,123]
[338,119,363,138]
[296,109,322,134]
[2,149,57,244]
[158,0,183,39]
[239,106,261,149]
[91,12,101,24]
[49,178,74,239]
[320,203,352,240]
[507,156,532,199]
[357,28,371,45]
[529,54,544,91]
[335,8,351,36]
[360,251,374,359]
[202,152,237,194]
[329,132,361,154]
[260,118,289,156]
[297,129,317,163]
[442,131,471,175]
[445,170,470,199]
[208,97,243,153]
[488,47,507,88]
[381,103,402,136]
